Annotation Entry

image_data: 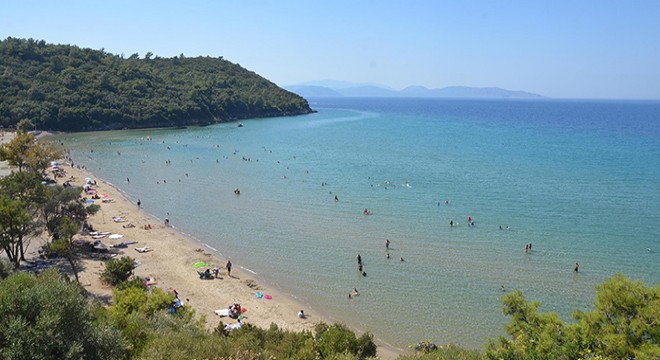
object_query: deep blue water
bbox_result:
[53,98,660,349]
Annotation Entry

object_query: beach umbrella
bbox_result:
[85,177,93,184]
[193,261,206,269]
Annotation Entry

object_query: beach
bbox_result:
[10,131,402,359]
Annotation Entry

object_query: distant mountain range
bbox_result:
[285,80,545,99]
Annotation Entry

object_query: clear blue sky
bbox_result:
[1,1,659,99]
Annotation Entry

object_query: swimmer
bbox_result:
[400,257,404,262]
[386,253,390,259]
[351,288,359,296]
[363,208,370,215]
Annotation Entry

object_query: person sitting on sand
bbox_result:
[298,310,305,319]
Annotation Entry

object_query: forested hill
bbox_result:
[0,38,314,131]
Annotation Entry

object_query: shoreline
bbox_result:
[38,132,405,359]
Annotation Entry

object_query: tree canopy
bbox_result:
[0,37,314,131]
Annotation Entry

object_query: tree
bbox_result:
[574,274,660,359]
[0,132,34,172]
[0,269,126,359]
[49,216,81,282]
[0,171,45,264]
[101,256,136,285]
[39,185,99,241]
[16,118,34,133]
[24,140,63,177]
[486,274,660,360]
[0,195,34,267]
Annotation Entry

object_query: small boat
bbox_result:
[237,123,244,128]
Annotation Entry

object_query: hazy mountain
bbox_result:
[295,79,393,90]
[285,85,342,98]
[285,81,545,99]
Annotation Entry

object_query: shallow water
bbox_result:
[53,98,660,349]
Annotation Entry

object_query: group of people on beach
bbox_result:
[197,260,233,280]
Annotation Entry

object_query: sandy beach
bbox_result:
[5,131,402,359]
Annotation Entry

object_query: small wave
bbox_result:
[240,266,257,274]
[203,243,218,252]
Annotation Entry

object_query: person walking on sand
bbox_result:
[226,260,232,277]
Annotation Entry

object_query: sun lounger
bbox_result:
[112,216,126,222]
[135,247,153,253]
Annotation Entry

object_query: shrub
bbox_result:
[0,269,126,359]
[101,256,136,285]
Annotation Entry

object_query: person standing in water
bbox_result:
[574,262,579,272]
[385,239,390,250]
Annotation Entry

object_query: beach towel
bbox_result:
[255,292,263,299]
[108,234,123,240]
[265,294,273,300]
[215,308,230,317]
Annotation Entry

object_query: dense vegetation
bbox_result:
[0,37,314,131]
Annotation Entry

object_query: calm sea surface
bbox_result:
[52,98,660,349]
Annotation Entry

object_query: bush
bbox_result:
[0,269,126,359]
[0,258,13,278]
[101,256,136,285]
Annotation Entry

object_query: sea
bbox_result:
[51,98,660,350]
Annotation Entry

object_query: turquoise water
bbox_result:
[53,98,660,349]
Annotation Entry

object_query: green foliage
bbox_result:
[0,195,33,267]
[0,258,13,279]
[485,274,659,360]
[141,321,376,360]
[101,256,137,285]
[0,132,63,176]
[0,132,35,172]
[0,269,126,359]
[314,323,378,359]
[0,37,314,132]
[39,184,99,241]
[573,274,660,360]
[401,343,483,360]
[15,118,33,133]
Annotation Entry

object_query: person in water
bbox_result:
[574,262,579,272]
[363,208,370,215]
[385,239,390,250]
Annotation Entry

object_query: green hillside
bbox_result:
[0,37,314,131]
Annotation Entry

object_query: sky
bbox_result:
[1,1,659,99]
